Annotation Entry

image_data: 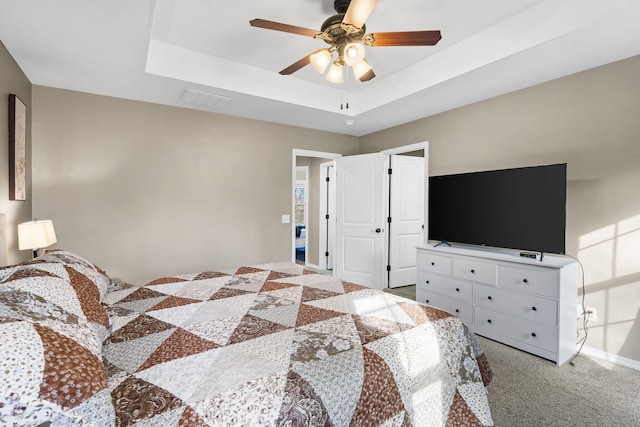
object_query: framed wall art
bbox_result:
[9,94,26,201]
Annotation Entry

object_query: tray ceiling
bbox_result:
[1,0,639,136]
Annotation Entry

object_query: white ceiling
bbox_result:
[1,0,639,136]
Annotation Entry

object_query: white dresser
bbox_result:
[416,244,579,365]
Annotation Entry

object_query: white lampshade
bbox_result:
[352,58,373,80]
[325,62,345,83]
[18,219,57,251]
[310,49,332,74]
[344,43,365,66]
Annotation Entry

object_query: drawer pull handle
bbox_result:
[487,296,492,300]
[532,306,537,311]
[531,332,537,338]
[455,309,460,313]
[425,280,430,284]
[487,319,492,324]
[455,288,460,292]
[425,299,430,304]
[470,269,475,274]
[431,262,435,266]
[523,278,529,284]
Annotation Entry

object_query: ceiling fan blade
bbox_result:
[358,69,376,82]
[370,30,442,46]
[250,19,320,38]
[343,0,379,29]
[279,55,312,75]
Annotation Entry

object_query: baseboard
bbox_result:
[304,262,322,271]
[580,345,640,371]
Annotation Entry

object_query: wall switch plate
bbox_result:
[281,214,290,224]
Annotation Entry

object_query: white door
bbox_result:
[335,153,387,290]
[388,155,425,288]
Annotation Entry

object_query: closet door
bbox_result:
[388,154,425,288]
[335,153,386,290]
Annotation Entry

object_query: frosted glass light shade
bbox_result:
[325,62,345,83]
[343,0,379,28]
[18,219,57,250]
[310,49,332,73]
[352,59,373,80]
[344,43,365,66]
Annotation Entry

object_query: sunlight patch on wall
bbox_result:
[615,214,640,277]
[607,281,640,323]
[578,235,614,285]
[578,214,640,285]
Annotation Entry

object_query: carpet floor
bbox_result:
[479,336,640,426]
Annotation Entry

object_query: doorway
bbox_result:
[294,166,308,265]
[292,150,342,270]
[292,142,428,288]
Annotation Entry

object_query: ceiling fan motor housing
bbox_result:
[334,0,351,14]
[321,13,365,43]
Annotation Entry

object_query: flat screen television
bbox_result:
[428,163,567,255]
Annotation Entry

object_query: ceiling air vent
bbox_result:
[180,89,233,108]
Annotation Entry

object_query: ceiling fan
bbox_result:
[250,0,442,83]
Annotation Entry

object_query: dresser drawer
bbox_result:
[474,284,558,327]
[416,289,474,326]
[475,307,557,353]
[417,251,452,275]
[499,265,559,298]
[452,258,497,285]
[417,272,473,303]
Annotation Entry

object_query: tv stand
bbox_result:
[416,243,578,365]
[434,240,452,248]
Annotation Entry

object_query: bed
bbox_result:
[0,250,493,426]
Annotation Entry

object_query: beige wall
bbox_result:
[360,55,640,364]
[31,86,358,282]
[22,42,639,364]
[0,41,33,265]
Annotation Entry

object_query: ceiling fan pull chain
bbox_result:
[346,70,350,109]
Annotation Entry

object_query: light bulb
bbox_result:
[310,49,332,74]
[344,43,365,66]
[325,62,344,83]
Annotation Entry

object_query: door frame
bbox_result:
[291,149,341,266]
[381,141,430,250]
[295,166,309,265]
[319,161,336,271]
[380,142,429,288]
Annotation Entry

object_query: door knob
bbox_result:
[375,228,383,233]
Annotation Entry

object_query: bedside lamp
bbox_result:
[18,219,57,258]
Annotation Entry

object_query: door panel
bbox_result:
[335,153,386,290]
[389,154,425,288]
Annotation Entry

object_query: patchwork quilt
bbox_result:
[103,262,494,426]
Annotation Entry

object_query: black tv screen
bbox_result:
[428,163,567,254]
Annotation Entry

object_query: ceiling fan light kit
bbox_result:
[351,58,372,80]
[310,49,332,73]
[250,0,441,84]
[343,42,365,66]
[326,62,345,83]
